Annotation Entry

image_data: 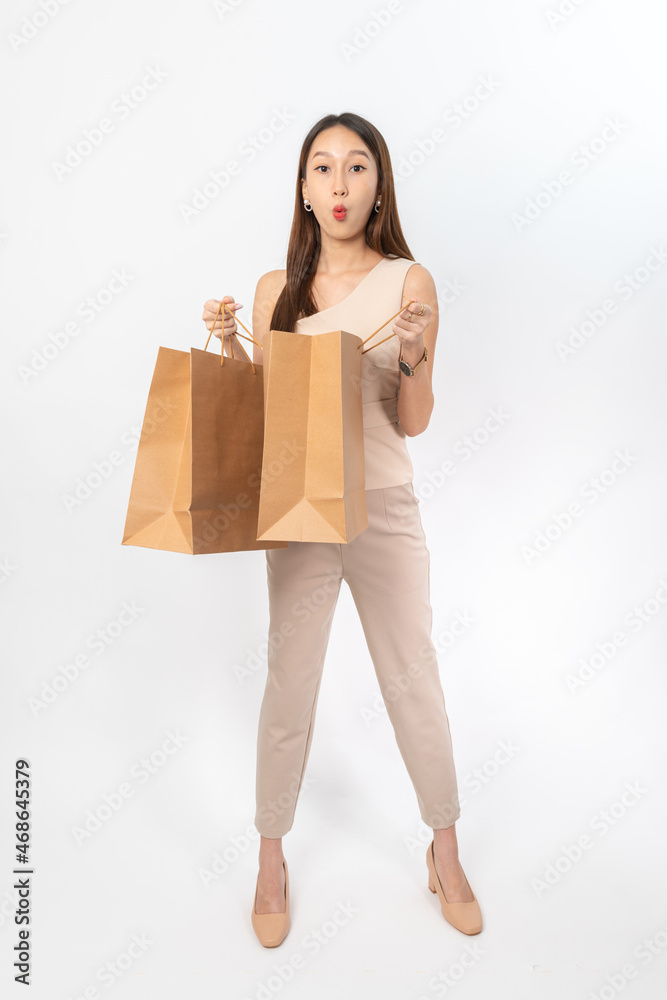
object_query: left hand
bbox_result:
[393,297,432,349]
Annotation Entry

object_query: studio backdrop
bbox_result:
[2,1,666,998]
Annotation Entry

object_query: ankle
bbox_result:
[433,824,457,844]
[259,854,284,869]
[259,842,284,867]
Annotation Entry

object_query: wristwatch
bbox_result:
[398,346,428,376]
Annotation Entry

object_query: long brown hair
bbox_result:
[269,112,414,333]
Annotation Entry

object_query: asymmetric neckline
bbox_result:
[306,256,390,317]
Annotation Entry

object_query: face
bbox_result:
[301,125,379,236]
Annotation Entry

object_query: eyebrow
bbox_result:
[311,149,370,159]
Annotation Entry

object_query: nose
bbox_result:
[332,169,348,197]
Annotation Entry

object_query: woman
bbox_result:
[202,112,482,946]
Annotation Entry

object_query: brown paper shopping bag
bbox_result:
[256,328,366,543]
[121,303,288,554]
[255,305,408,544]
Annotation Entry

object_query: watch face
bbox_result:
[399,360,413,376]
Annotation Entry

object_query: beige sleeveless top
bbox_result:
[294,255,418,491]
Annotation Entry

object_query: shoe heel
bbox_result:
[428,876,436,893]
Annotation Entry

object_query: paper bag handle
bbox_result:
[204,296,417,365]
[357,301,416,354]
[204,300,263,372]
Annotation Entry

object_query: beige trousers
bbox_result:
[254,482,461,837]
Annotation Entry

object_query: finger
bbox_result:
[396,313,416,328]
[221,302,243,320]
[205,299,242,329]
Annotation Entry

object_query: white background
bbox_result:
[2,0,667,997]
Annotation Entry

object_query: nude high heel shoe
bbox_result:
[251,858,290,948]
[426,840,482,935]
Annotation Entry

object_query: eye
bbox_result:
[314,164,366,173]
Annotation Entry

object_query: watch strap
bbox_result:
[399,346,428,375]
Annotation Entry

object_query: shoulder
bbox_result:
[255,268,286,306]
[402,262,439,314]
[251,270,287,361]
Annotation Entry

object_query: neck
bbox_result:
[316,235,380,275]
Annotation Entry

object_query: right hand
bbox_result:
[202,296,243,343]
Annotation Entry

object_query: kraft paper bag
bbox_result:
[256,328,368,544]
[122,324,288,555]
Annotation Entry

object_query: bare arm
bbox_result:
[251,270,286,365]
[395,264,439,437]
